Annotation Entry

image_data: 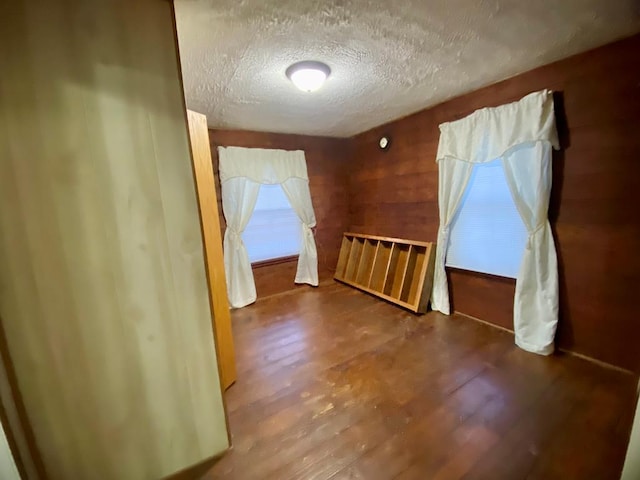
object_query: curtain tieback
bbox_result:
[228,229,244,250]
[302,223,315,238]
[439,225,451,246]
[526,223,545,249]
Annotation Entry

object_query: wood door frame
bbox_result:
[171,1,233,448]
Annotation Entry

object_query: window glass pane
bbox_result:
[446,159,527,278]
[242,184,302,263]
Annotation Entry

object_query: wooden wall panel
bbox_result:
[349,34,640,373]
[253,261,308,299]
[208,129,351,299]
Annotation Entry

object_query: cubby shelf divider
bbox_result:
[334,232,436,314]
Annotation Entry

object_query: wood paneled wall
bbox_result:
[349,34,640,373]
[208,130,352,298]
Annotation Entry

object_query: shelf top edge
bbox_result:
[343,232,434,248]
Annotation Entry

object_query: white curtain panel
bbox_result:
[218,147,318,308]
[502,142,558,355]
[431,160,474,315]
[433,89,560,355]
[220,177,261,308]
[281,177,318,285]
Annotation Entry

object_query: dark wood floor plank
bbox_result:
[202,283,637,480]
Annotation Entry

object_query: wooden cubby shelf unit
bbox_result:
[334,232,436,313]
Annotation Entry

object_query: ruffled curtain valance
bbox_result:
[436,90,559,164]
[432,89,560,356]
[218,146,309,184]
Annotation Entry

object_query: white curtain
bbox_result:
[218,147,318,308]
[433,89,560,355]
[502,142,558,355]
[220,177,261,308]
[281,178,318,285]
[431,160,474,315]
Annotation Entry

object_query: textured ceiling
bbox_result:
[174,0,640,138]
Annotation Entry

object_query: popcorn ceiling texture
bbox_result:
[174,0,640,138]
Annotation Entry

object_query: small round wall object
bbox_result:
[379,136,391,150]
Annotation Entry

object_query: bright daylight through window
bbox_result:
[242,184,302,263]
[446,159,527,278]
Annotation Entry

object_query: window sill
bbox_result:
[251,255,299,269]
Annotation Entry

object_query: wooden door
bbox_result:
[187,110,237,389]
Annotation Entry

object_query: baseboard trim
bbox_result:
[557,348,635,376]
[454,311,514,334]
[454,310,635,376]
[255,278,335,302]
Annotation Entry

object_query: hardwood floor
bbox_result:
[203,283,637,480]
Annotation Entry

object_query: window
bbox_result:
[242,184,302,263]
[446,159,527,278]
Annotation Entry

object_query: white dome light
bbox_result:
[286,61,331,92]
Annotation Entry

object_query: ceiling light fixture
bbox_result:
[286,61,331,92]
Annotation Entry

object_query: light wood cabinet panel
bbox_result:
[187,110,236,390]
[0,2,229,478]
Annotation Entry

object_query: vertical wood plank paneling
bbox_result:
[349,33,640,373]
[0,1,228,478]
